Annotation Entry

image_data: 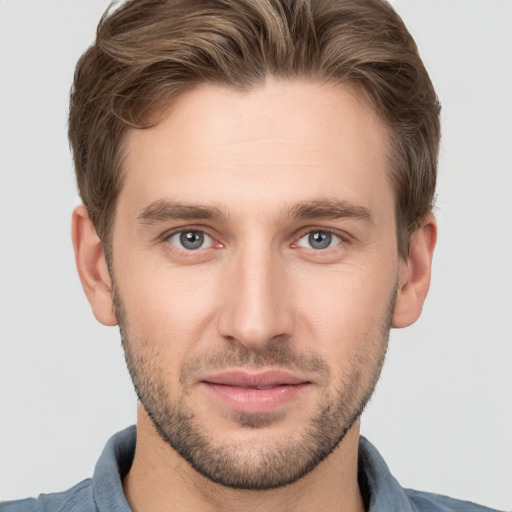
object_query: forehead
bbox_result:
[119,79,393,222]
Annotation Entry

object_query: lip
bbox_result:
[202,370,308,388]
[200,370,311,414]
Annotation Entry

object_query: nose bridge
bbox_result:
[218,236,290,350]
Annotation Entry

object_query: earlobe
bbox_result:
[71,205,118,326]
[392,214,437,328]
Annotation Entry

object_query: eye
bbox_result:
[296,230,342,250]
[167,230,214,251]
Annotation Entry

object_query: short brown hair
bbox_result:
[69,0,441,258]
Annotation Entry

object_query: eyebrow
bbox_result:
[137,200,226,224]
[137,198,372,225]
[288,200,372,223]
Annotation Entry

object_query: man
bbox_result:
[0,0,505,511]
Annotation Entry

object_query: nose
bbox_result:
[217,244,293,352]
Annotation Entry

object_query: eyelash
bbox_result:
[162,227,222,254]
[294,229,344,251]
[162,226,347,255]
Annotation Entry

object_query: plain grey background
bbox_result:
[0,0,511,509]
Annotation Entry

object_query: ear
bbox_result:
[71,205,118,326]
[392,214,437,328]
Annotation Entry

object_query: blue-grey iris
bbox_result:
[309,231,332,249]
[180,231,204,250]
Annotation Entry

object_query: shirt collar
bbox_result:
[358,436,415,511]
[92,425,135,512]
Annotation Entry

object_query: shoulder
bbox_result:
[405,488,506,512]
[358,437,504,512]
[1,426,135,512]
[0,479,96,512]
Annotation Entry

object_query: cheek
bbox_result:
[298,262,396,311]
[292,265,396,351]
[117,261,221,344]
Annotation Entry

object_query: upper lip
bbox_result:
[201,370,310,388]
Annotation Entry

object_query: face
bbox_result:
[110,80,402,489]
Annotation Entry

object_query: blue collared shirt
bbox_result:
[0,426,503,511]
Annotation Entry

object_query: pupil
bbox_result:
[309,231,331,249]
[180,231,204,250]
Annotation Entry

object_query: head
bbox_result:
[70,0,439,492]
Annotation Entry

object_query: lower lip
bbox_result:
[202,382,310,414]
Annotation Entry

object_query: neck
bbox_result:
[123,405,365,512]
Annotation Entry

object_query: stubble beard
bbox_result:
[112,280,394,490]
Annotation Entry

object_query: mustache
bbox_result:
[179,342,330,384]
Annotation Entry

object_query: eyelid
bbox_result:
[160,224,212,240]
[296,230,342,250]
[159,224,349,253]
[170,231,213,250]
[292,226,349,246]
[161,226,223,251]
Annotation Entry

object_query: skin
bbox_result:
[72,79,436,512]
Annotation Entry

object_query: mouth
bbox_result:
[200,370,311,414]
